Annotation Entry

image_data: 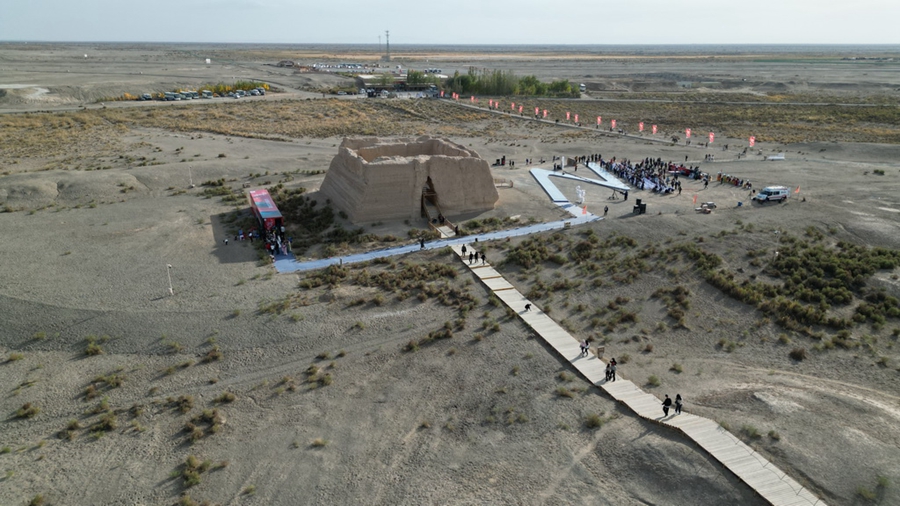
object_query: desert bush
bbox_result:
[310,438,329,447]
[555,387,574,398]
[200,346,222,363]
[647,375,661,387]
[670,363,683,373]
[174,395,194,413]
[584,413,607,429]
[214,391,236,403]
[95,410,118,432]
[85,342,104,356]
[16,402,40,419]
[789,347,807,361]
[741,424,762,439]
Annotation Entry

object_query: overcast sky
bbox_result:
[2,0,899,45]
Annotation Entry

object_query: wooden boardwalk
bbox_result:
[454,245,825,506]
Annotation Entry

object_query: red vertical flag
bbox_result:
[652,124,657,134]
[693,195,697,204]
[543,109,548,118]
[440,90,444,97]
[511,102,515,110]
[639,122,644,132]
[471,96,475,102]
[597,116,601,125]
[566,111,571,120]
[685,128,691,138]
[574,114,578,123]
[749,136,756,147]
[708,132,715,144]
[535,106,539,115]
[519,105,523,114]
[611,119,616,129]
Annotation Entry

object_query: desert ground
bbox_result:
[1,43,899,506]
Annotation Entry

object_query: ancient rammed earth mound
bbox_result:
[319,136,499,222]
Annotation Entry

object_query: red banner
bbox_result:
[543,109,548,118]
[535,107,539,115]
[566,111,571,120]
[685,128,691,138]
[440,90,444,97]
[511,102,515,110]
[611,119,616,129]
[652,124,657,134]
[597,116,601,125]
[519,105,523,113]
[574,114,578,123]
[470,96,475,102]
[749,136,756,147]
[708,132,715,144]
[639,122,644,132]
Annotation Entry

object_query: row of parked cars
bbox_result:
[138,88,267,102]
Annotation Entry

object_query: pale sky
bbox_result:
[2,0,899,45]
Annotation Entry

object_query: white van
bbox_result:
[754,186,790,203]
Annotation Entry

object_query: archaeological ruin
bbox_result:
[319,136,499,223]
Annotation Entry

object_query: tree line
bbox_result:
[443,68,579,98]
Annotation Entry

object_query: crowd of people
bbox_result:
[225,225,291,259]
[716,171,753,189]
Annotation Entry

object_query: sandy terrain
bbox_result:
[1,43,899,506]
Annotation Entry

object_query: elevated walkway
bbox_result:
[452,244,825,506]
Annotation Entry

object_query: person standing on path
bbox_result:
[604,205,608,216]
[579,340,588,357]
[610,361,617,382]
[461,244,467,257]
[481,252,486,265]
[662,394,673,416]
[420,238,426,250]
[468,252,474,264]
[605,362,612,381]
[675,394,683,415]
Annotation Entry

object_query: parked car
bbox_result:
[255,88,265,95]
[754,186,790,203]
[250,89,259,96]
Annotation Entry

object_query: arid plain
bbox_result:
[1,43,899,506]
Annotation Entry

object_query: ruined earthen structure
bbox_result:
[319,136,499,223]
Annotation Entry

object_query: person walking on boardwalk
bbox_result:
[461,244,467,257]
[609,360,617,382]
[662,394,673,416]
[579,340,589,357]
[481,252,486,265]
[605,362,612,381]
[675,394,683,415]
[468,252,474,264]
